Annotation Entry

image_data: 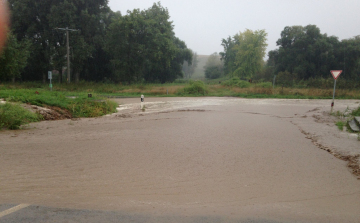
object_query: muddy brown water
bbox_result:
[1,97,360,222]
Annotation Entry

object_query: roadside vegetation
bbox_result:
[0,78,359,130]
[0,103,41,129]
[0,88,118,130]
[1,78,360,99]
[332,106,360,141]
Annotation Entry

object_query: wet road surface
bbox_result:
[0,98,359,222]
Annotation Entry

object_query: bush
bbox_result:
[179,80,207,95]
[205,65,223,79]
[222,77,251,88]
[0,103,41,130]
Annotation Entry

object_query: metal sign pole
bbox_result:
[331,79,336,112]
[330,70,342,112]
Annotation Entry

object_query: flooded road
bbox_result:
[1,97,360,222]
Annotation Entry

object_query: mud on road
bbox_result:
[1,97,360,222]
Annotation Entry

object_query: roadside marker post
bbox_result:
[330,70,342,112]
[141,94,144,109]
[48,71,53,91]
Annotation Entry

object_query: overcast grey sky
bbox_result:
[108,0,360,57]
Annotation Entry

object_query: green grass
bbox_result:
[1,81,359,99]
[332,106,360,134]
[68,99,118,118]
[351,106,360,116]
[0,89,118,128]
[336,121,346,131]
[0,103,42,129]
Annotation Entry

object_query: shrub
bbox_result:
[222,77,251,88]
[0,103,41,130]
[205,65,223,79]
[179,80,207,95]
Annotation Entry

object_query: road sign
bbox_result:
[330,70,342,80]
[330,70,342,110]
[48,71,52,79]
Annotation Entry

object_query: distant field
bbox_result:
[191,55,209,79]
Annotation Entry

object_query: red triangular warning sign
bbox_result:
[331,70,342,80]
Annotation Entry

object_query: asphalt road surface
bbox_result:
[1,97,359,222]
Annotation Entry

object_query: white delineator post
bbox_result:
[330,70,342,112]
[141,95,144,109]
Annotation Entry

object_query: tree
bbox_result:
[220,36,237,75]
[9,0,111,82]
[267,25,355,80]
[106,2,192,83]
[232,29,267,79]
[0,31,30,82]
[341,35,360,81]
[220,29,268,79]
[204,52,223,79]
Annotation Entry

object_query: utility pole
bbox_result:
[55,27,79,83]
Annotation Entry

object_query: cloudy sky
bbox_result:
[108,0,360,57]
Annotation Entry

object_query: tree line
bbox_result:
[268,25,360,84]
[2,0,359,85]
[209,25,360,86]
[0,1,193,83]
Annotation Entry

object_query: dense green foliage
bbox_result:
[222,77,251,88]
[218,25,360,87]
[105,3,192,83]
[220,29,267,79]
[268,25,360,84]
[8,0,111,83]
[3,1,360,87]
[0,31,30,82]
[4,1,192,84]
[177,80,207,95]
[204,52,223,79]
[0,103,41,129]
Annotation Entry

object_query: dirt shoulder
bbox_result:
[22,103,72,120]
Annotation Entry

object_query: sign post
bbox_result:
[48,71,53,91]
[330,70,342,111]
[141,95,144,110]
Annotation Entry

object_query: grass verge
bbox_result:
[0,89,118,129]
[1,81,360,99]
[0,103,42,129]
